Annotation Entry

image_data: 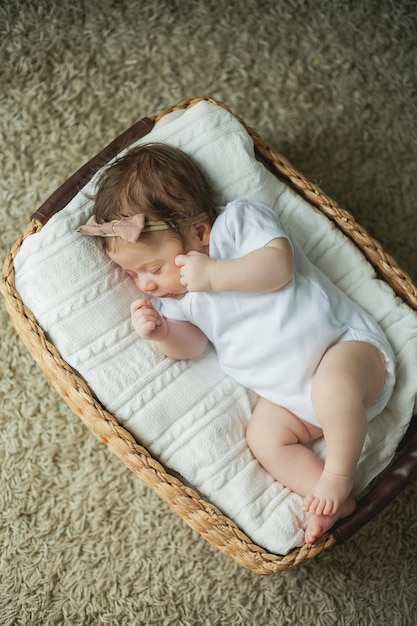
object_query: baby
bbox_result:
[78,142,395,544]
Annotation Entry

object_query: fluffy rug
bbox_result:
[1,1,416,624]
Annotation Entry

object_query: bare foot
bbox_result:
[302,468,355,516]
[304,495,356,544]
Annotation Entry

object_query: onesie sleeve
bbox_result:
[216,198,290,257]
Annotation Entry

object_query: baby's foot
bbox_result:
[302,468,354,516]
[304,495,356,544]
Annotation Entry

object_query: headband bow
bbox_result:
[77,214,169,243]
[77,211,209,243]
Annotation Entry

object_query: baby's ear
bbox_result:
[192,221,211,245]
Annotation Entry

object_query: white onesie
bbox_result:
[157,199,395,427]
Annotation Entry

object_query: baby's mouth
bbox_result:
[162,292,185,300]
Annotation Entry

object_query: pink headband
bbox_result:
[77,212,208,244]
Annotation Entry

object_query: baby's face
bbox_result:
[107,227,207,299]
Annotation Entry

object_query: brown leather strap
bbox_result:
[331,413,417,543]
[31,117,154,225]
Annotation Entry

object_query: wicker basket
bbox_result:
[2,97,417,575]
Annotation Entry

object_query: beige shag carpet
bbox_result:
[1,1,416,624]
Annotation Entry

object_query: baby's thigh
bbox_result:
[313,340,386,408]
[247,397,317,449]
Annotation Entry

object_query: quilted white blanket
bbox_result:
[14,101,417,554]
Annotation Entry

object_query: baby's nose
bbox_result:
[139,276,157,293]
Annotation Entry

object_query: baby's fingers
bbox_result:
[141,318,158,333]
[131,301,162,338]
[175,254,187,267]
[132,309,161,328]
[131,298,152,314]
[133,315,160,339]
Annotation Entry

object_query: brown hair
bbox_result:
[93,143,218,249]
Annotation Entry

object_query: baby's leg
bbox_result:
[246,399,324,502]
[305,341,386,519]
[246,397,358,544]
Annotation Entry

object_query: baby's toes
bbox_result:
[321,499,336,516]
[302,494,315,512]
[303,494,322,514]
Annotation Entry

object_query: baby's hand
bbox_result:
[175,251,214,292]
[130,299,167,340]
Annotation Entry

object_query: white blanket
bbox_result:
[14,101,417,554]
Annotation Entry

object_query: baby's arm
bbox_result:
[176,238,293,293]
[131,299,208,360]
